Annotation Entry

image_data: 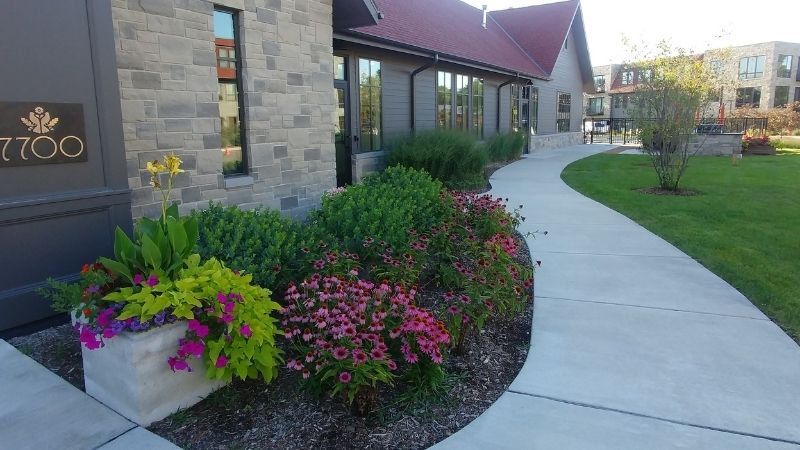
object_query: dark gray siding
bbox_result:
[534,27,586,134]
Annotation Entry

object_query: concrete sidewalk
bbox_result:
[0,340,180,450]
[435,145,800,449]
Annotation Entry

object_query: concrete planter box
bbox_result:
[82,321,225,426]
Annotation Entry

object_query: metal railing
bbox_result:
[583,117,769,145]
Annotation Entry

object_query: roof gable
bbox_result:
[490,0,578,76]
[346,0,548,79]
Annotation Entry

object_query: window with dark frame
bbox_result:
[359,58,382,152]
[214,8,246,176]
[774,86,790,108]
[639,69,652,83]
[738,56,765,80]
[777,55,793,78]
[334,55,346,80]
[529,87,538,135]
[795,87,800,103]
[621,71,634,85]
[510,84,520,131]
[437,71,453,129]
[735,87,761,108]
[587,97,603,115]
[557,93,571,132]
[472,77,484,139]
[594,75,605,93]
[613,95,621,109]
[455,74,469,131]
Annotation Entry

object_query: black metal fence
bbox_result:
[583,117,769,145]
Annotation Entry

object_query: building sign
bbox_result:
[0,102,87,167]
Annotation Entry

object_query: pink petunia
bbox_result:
[215,355,228,368]
[239,324,253,339]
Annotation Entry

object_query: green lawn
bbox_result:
[562,153,800,341]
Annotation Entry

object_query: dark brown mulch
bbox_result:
[8,234,535,450]
[635,187,701,196]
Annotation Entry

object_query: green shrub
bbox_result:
[483,131,525,162]
[193,203,310,291]
[308,166,448,252]
[387,130,486,189]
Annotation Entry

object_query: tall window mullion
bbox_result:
[437,71,453,129]
[472,77,484,138]
[530,87,538,135]
[359,58,382,152]
[455,74,469,131]
[214,8,246,176]
[510,84,520,131]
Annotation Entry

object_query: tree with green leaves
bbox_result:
[628,42,720,191]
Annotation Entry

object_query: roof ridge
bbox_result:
[487,13,549,78]
[489,0,578,14]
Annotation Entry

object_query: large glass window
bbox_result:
[795,87,800,103]
[777,55,793,78]
[510,84,520,131]
[639,69,653,83]
[359,58,382,152]
[739,56,765,80]
[774,86,790,107]
[735,87,761,108]
[530,87,538,135]
[214,8,245,176]
[594,75,605,93]
[455,74,469,131]
[621,71,634,85]
[557,93,571,132]
[436,71,453,128]
[472,77,484,139]
[587,97,603,115]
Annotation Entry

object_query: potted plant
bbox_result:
[742,134,775,155]
[40,155,282,426]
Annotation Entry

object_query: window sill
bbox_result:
[224,175,254,189]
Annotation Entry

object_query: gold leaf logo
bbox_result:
[20,106,59,134]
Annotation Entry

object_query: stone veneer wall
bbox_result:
[529,132,584,152]
[691,133,743,156]
[112,0,335,219]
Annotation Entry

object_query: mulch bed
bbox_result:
[635,187,701,196]
[9,235,535,450]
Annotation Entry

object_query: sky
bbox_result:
[462,0,798,65]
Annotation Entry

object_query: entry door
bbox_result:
[521,86,531,154]
[334,79,352,186]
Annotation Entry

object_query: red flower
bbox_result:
[81,264,91,274]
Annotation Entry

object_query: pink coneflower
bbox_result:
[344,326,356,337]
[387,360,398,371]
[370,348,385,360]
[302,328,313,342]
[404,352,419,364]
[305,352,315,363]
[339,371,352,383]
[302,369,310,379]
[459,294,471,304]
[447,305,460,315]
[353,349,368,365]
[332,346,349,360]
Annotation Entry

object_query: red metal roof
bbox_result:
[490,0,579,76]
[347,0,577,79]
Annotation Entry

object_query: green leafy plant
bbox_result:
[308,166,449,253]
[105,255,282,382]
[194,203,310,291]
[99,155,198,284]
[483,131,525,162]
[387,130,486,189]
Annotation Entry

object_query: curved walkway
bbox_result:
[435,145,800,449]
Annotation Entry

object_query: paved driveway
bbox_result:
[435,145,800,449]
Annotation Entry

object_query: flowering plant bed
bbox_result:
[11,230,534,448]
[21,165,540,446]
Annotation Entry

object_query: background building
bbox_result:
[585,41,800,119]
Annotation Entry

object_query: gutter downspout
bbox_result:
[497,73,519,133]
[411,53,439,133]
